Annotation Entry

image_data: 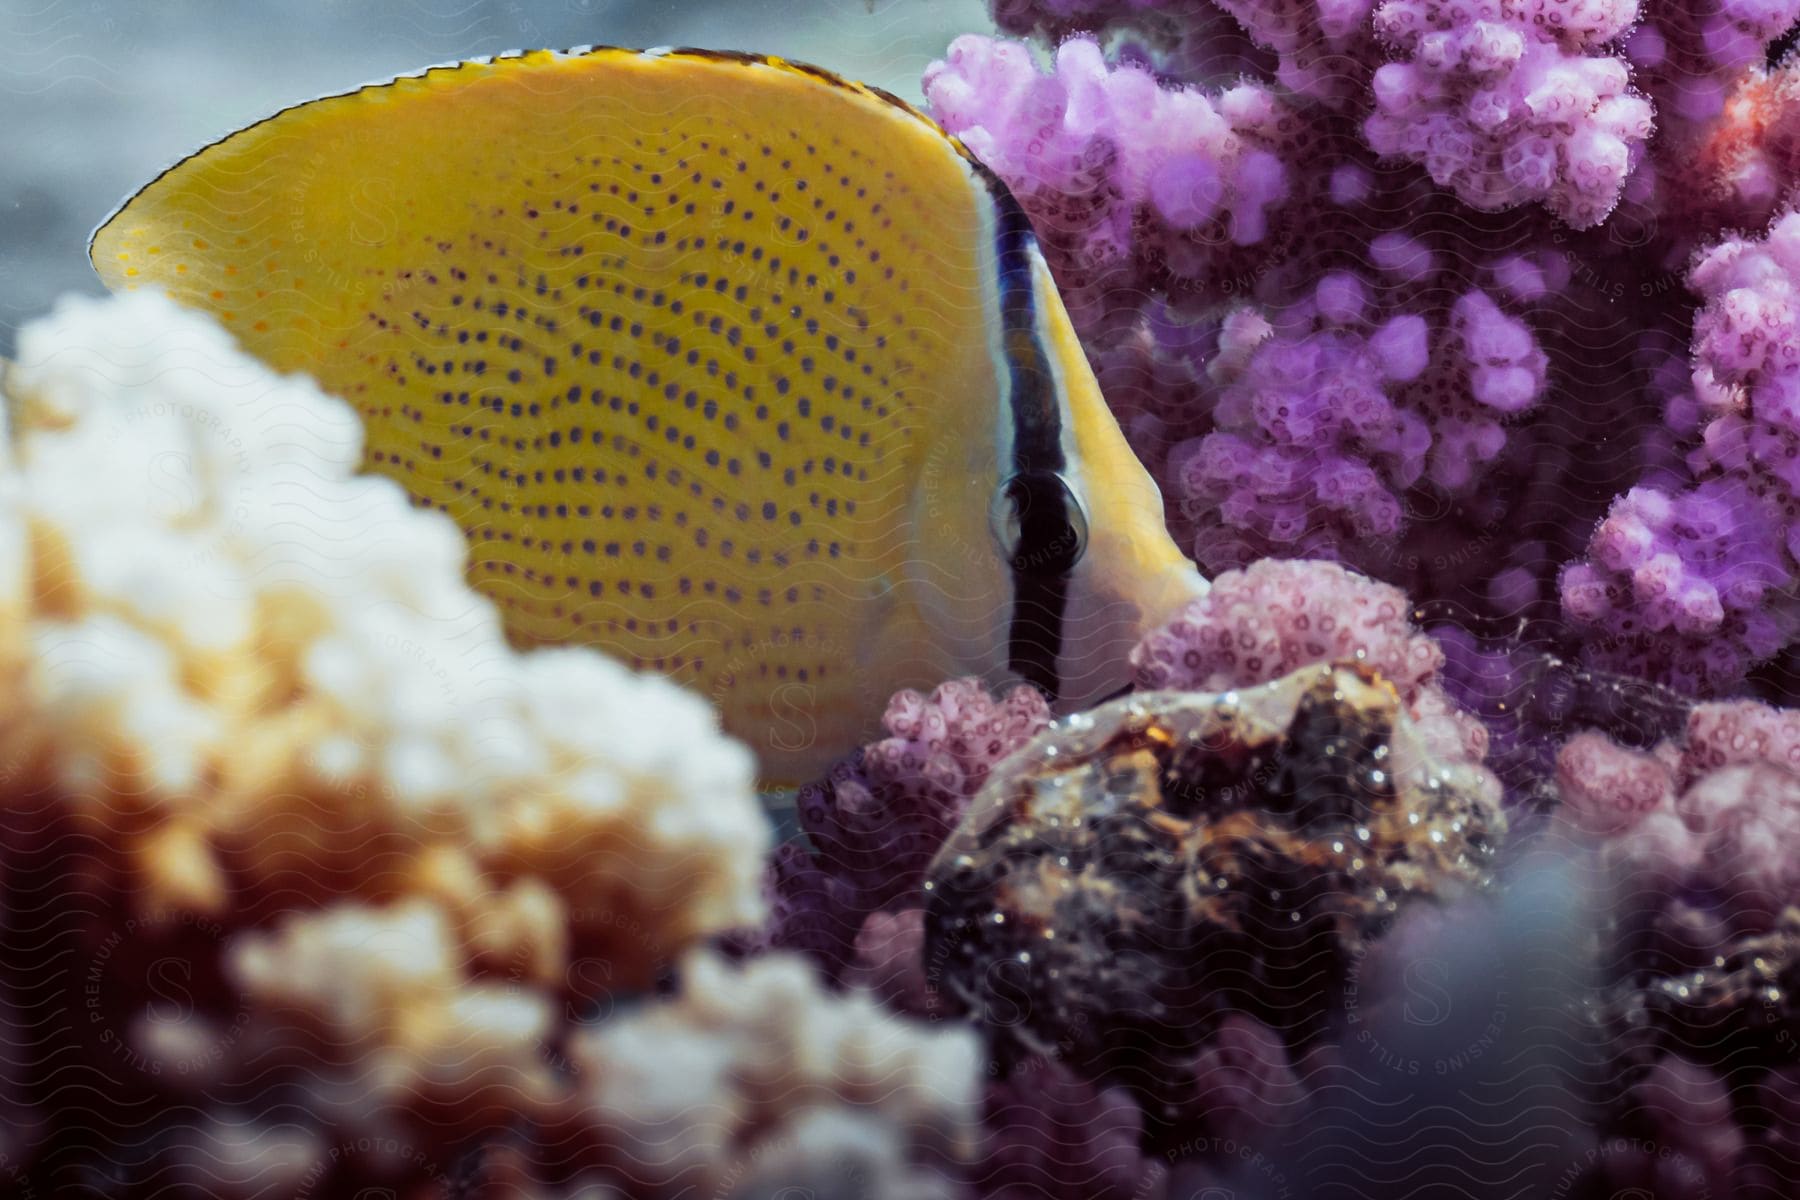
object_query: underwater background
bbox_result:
[6,0,1800,1198]
[0,0,988,351]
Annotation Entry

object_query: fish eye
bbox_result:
[990,470,1089,577]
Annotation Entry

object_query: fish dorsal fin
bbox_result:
[92,47,1021,782]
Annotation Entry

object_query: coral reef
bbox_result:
[1561,213,1800,691]
[21,0,1800,1190]
[975,1057,1162,1200]
[1552,699,1800,1194]
[752,677,1051,977]
[918,22,1800,1181]
[922,0,1800,699]
[1559,695,1800,927]
[1130,556,1488,762]
[1365,0,1653,228]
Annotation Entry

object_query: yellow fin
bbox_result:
[93,47,1018,783]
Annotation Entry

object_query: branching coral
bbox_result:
[224,898,564,1138]
[0,293,770,963]
[923,34,1304,337]
[528,951,980,1198]
[1365,0,1654,228]
[1562,214,1800,692]
[925,27,1560,574]
[0,294,933,1193]
[1174,279,1550,568]
[760,677,1050,976]
[1557,696,1800,922]
[797,677,1050,910]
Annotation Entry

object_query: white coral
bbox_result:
[560,950,980,1198]
[228,898,562,1124]
[0,291,769,966]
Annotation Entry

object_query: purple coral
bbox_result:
[1631,0,1800,125]
[1562,214,1800,692]
[926,25,1561,571]
[1174,280,1547,565]
[1365,0,1654,227]
[924,34,1301,338]
[758,678,1050,974]
[978,1058,1160,1200]
[798,677,1051,909]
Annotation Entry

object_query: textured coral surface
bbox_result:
[912,5,1800,1191]
[925,665,1504,1147]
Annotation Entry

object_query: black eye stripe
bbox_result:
[1008,570,1068,696]
[984,184,1073,700]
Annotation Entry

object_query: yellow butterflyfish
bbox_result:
[91,45,1206,784]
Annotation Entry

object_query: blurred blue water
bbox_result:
[0,0,990,352]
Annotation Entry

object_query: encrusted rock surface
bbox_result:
[924,663,1505,1125]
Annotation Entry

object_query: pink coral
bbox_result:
[1129,558,1488,762]
[1684,693,1800,774]
[773,678,1051,971]
[1364,0,1654,227]
[1558,697,1800,926]
[866,676,1052,799]
[1678,762,1800,920]
[794,679,1050,915]
[1554,728,1677,835]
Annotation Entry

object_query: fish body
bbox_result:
[91,46,1205,783]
